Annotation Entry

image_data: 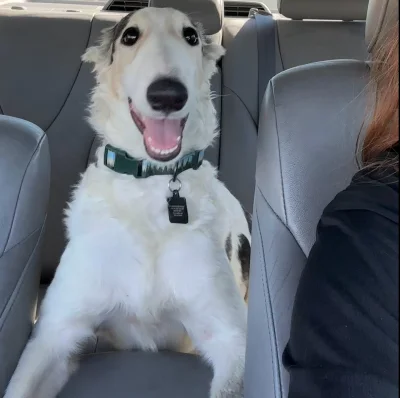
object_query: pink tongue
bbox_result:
[143,118,182,150]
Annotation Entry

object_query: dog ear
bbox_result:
[82,26,115,73]
[202,41,226,79]
[202,42,226,62]
[192,21,226,64]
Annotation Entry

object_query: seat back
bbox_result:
[0,116,50,390]
[221,0,369,213]
[244,0,397,397]
[0,1,223,282]
[277,0,369,70]
[245,60,369,398]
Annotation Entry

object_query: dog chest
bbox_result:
[77,165,220,232]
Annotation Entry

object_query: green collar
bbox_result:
[104,144,205,179]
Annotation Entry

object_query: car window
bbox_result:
[243,0,278,13]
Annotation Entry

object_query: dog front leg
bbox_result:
[180,264,247,397]
[4,316,94,398]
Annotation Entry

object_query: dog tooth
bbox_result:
[151,145,161,154]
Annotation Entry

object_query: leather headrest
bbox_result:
[278,0,368,20]
[366,0,399,53]
[148,0,223,35]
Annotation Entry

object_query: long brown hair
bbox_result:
[362,22,399,166]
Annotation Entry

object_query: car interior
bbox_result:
[0,0,396,396]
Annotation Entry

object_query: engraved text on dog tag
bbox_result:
[167,190,189,224]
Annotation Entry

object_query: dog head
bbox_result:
[83,7,225,163]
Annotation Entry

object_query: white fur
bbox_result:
[5,8,250,398]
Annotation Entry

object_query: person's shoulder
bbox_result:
[324,165,398,227]
[314,165,398,282]
[285,163,399,393]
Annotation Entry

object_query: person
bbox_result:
[283,21,399,398]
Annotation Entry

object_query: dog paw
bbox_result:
[212,392,243,398]
[211,390,244,398]
[210,379,244,398]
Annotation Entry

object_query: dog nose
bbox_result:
[147,78,188,113]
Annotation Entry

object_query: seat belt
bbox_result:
[254,11,276,114]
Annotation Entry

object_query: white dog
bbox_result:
[5,7,251,398]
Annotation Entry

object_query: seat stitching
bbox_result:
[369,0,390,52]
[222,85,258,128]
[0,226,43,260]
[217,68,223,169]
[257,185,306,257]
[0,225,43,330]
[2,134,46,255]
[255,204,282,398]
[276,22,285,70]
[271,79,288,224]
[44,14,95,133]
[254,184,308,396]
[255,14,260,114]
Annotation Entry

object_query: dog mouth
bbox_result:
[128,98,187,162]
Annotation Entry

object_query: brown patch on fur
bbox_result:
[108,64,122,99]
[177,333,196,354]
[107,24,151,99]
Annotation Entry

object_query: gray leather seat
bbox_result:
[244,0,397,397]
[276,0,369,69]
[221,0,369,212]
[0,116,50,393]
[59,351,212,398]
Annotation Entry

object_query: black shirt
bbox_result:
[284,161,399,397]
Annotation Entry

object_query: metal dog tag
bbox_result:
[167,190,188,224]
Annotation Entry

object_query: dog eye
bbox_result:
[121,27,140,46]
[183,27,199,46]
